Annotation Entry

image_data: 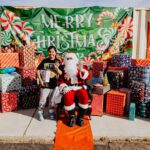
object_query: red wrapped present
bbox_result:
[0,53,19,68]
[17,67,37,86]
[91,94,104,116]
[17,46,35,68]
[0,92,18,112]
[108,66,128,71]
[106,90,126,116]
[131,59,150,66]
[92,61,107,77]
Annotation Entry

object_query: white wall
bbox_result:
[133,9,150,59]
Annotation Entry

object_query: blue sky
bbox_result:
[0,0,150,8]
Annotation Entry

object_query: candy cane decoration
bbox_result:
[1,10,34,46]
[97,11,115,26]
[1,10,22,34]
[1,10,22,45]
[16,21,34,45]
[82,56,94,67]
[1,31,12,46]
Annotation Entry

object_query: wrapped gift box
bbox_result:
[108,66,128,71]
[17,67,37,86]
[128,66,141,84]
[131,59,150,66]
[107,70,126,89]
[130,80,145,102]
[144,98,150,103]
[119,88,131,114]
[144,83,150,102]
[139,66,150,84]
[108,67,128,87]
[92,84,110,95]
[0,72,21,92]
[0,92,18,112]
[111,54,131,67]
[18,85,40,109]
[129,103,136,121]
[128,66,150,85]
[91,94,104,116]
[106,90,126,116]
[92,61,107,77]
[136,101,150,118]
[17,46,35,68]
[91,77,99,86]
[0,53,19,68]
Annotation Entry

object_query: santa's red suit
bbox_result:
[58,52,90,112]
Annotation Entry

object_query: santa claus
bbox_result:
[58,52,90,127]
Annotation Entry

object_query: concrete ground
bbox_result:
[0,108,150,149]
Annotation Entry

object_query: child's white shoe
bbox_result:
[38,111,44,121]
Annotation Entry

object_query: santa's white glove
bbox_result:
[62,86,72,94]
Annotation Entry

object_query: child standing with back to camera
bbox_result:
[37,46,62,121]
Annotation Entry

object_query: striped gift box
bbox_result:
[0,53,19,68]
[131,59,150,66]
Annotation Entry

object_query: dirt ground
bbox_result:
[0,136,149,150]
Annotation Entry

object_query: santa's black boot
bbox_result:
[68,109,76,127]
[76,107,87,126]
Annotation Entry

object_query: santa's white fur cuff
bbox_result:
[64,103,75,111]
[78,103,88,109]
[80,69,89,80]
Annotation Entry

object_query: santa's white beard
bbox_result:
[64,61,78,84]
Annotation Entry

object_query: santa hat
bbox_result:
[64,52,79,64]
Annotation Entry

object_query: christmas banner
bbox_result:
[0,6,133,62]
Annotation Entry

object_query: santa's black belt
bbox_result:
[68,84,84,86]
